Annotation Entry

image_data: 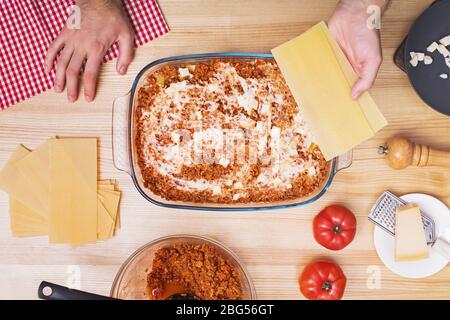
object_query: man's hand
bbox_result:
[45,0,134,102]
[328,0,389,99]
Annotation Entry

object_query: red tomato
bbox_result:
[299,261,347,300]
[313,205,357,250]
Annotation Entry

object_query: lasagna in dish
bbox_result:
[135,59,329,203]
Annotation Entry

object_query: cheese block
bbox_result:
[395,204,429,262]
[272,21,387,160]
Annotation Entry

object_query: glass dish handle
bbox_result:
[335,149,353,173]
[112,92,132,175]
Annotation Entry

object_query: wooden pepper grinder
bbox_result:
[378,136,450,170]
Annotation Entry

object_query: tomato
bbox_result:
[299,261,347,300]
[313,205,357,250]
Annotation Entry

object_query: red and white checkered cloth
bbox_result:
[0,0,169,109]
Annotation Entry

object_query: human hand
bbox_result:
[328,0,387,99]
[45,0,135,102]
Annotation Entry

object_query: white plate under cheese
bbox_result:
[374,194,449,279]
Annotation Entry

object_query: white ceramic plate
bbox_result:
[374,193,450,278]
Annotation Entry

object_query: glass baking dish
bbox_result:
[112,52,352,211]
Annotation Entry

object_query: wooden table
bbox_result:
[0,0,449,300]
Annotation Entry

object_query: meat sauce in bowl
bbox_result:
[147,242,242,300]
[110,235,255,300]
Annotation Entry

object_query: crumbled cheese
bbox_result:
[307,166,317,175]
[280,162,305,180]
[275,94,284,106]
[171,131,181,144]
[269,126,281,161]
[233,193,242,201]
[163,146,179,161]
[233,182,243,189]
[440,73,448,79]
[237,114,254,128]
[201,128,224,156]
[178,68,192,78]
[437,44,450,57]
[260,101,270,115]
[158,163,176,175]
[255,121,266,133]
[206,83,220,93]
[427,42,439,53]
[177,179,223,193]
[288,146,298,156]
[166,80,189,93]
[439,35,450,47]
[257,174,269,185]
[410,52,424,62]
[237,92,258,113]
[270,126,281,138]
[273,177,282,186]
[424,55,433,65]
[219,157,230,167]
[212,185,222,195]
[410,56,419,67]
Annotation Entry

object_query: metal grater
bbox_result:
[368,191,436,245]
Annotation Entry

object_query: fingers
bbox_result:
[82,40,110,102]
[116,31,135,75]
[45,33,65,73]
[54,46,74,93]
[50,27,134,102]
[351,55,382,100]
[53,38,108,102]
[83,53,103,102]
[65,52,86,103]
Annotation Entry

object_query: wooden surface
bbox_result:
[0,0,449,300]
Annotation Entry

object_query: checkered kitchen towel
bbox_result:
[0,0,169,109]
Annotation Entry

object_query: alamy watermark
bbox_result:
[366,5,382,30]
[148,119,292,172]
[366,265,381,290]
[66,5,81,30]
[66,265,81,290]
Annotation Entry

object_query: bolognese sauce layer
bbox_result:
[135,59,328,203]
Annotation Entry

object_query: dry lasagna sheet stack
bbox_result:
[0,138,121,247]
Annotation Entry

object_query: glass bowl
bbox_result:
[110,234,256,300]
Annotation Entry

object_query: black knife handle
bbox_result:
[38,281,116,300]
